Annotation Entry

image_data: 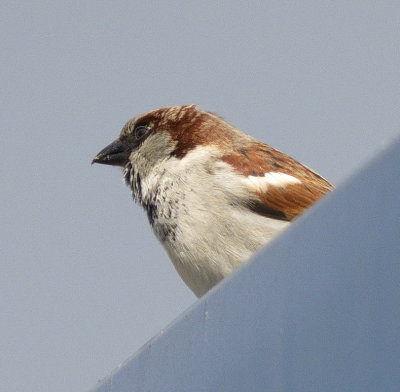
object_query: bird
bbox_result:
[92,105,333,297]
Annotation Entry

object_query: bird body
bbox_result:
[93,105,333,297]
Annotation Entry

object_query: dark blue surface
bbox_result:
[92,138,400,392]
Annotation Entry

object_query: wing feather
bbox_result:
[222,143,333,221]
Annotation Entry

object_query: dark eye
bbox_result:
[134,125,150,140]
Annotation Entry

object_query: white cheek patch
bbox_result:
[244,172,301,192]
[176,145,219,170]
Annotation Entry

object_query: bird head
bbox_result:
[92,104,239,167]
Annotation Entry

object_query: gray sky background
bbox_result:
[1,2,399,391]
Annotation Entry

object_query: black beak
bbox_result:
[92,139,129,166]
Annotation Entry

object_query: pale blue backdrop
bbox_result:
[1,2,399,391]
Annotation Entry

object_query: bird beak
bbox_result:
[92,139,129,166]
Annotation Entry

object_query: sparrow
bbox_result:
[93,105,333,297]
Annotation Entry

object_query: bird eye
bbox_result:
[134,125,150,140]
